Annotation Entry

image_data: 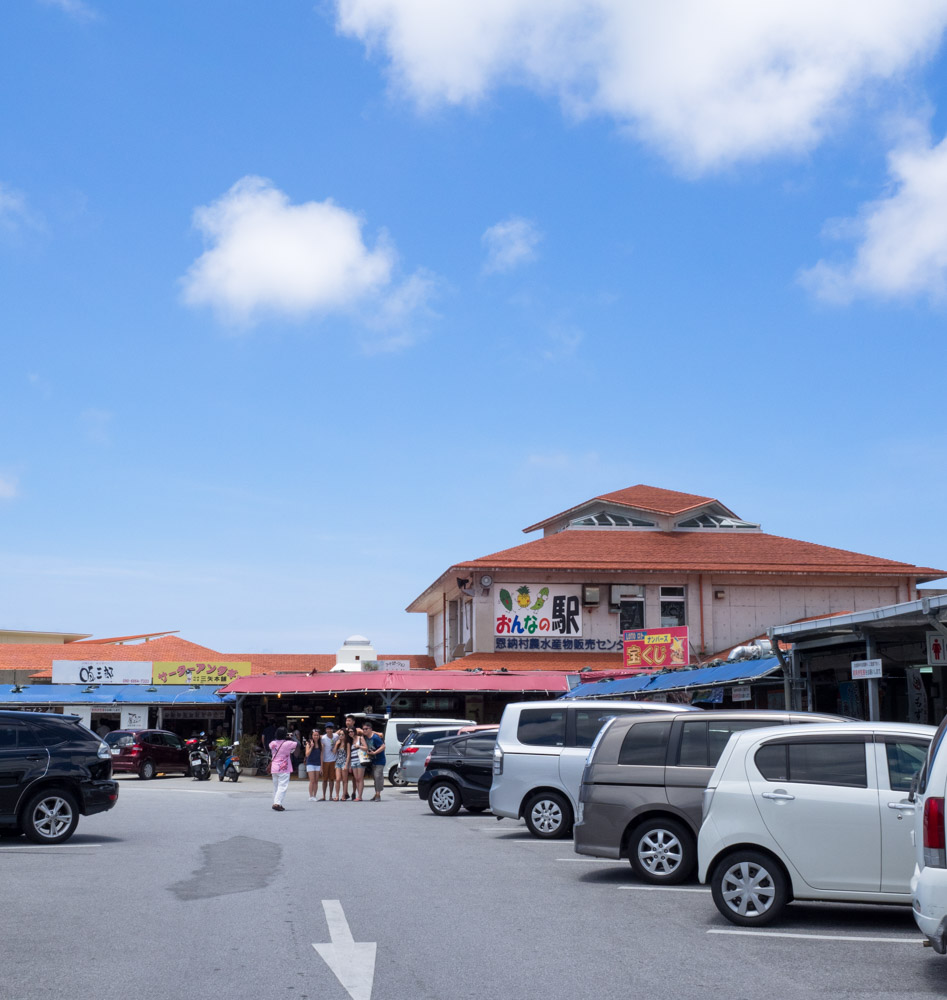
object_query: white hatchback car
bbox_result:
[911,715,947,952]
[698,721,933,925]
[490,699,698,838]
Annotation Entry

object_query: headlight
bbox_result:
[97,742,111,760]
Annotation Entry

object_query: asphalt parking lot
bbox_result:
[4,774,947,1000]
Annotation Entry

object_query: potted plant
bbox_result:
[237,734,259,776]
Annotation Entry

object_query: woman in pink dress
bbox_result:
[269,727,297,811]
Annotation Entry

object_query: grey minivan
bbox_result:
[574,709,842,883]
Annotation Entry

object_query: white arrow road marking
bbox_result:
[313,900,376,1000]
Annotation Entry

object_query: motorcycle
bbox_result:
[216,741,241,782]
[186,733,212,781]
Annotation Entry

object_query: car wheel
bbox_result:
[628,818,695,884]
[139,759,156,780]
[464,805,487,813]
[428,781,461,816]
[227,767,239,782]
[389,765,408,787]
[524,791,572,839]
[22,789,79,845]
[711,851,788,926]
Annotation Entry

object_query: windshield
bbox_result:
[104,731,136,747]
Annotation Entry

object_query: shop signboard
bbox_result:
[120,706,148,730]
[163,709,227,720]
[731,685,752,703]
[152,662,251,685]
[380,659,410,671]
[906,667,928,724]
[851,658,882,680]
[927,632,947,667]
[622,626,688,671]
[494,584,583,639]
[52,660,153,685]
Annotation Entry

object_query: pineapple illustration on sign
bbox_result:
[516,586,531,608]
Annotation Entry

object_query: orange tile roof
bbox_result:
[231,654,436,676]
[523,484,725,532]
[453,530,944,579]
[436,652,623,672]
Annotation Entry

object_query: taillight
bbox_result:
[424,755,431,768]
[924,796,946,868]
[493,747,503,775]
[129,744,142,755]
[401,747,419,754]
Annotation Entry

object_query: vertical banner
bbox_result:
[120,706,148,730]
[906,667,928,724]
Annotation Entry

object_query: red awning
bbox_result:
[218,670,573,696]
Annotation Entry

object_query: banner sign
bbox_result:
[906,667,928,724]
[152,662,251,685]
[494,584,583,638]
[380,659,410,671]
[162,709,227,720]
[851,658,882,680]
[53,660,153,685]
[731,685,752,703]
[120,706,148,730]
[623,627,688,671]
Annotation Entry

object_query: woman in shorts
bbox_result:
[304,727,322,801]
[334,726,352,801]
[350,726,369,801]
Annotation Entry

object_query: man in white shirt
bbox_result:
[319,723,337,801]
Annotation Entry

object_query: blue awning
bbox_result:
[0,684,235,707]
[560,657,783,700]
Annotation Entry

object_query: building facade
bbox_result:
[407,485,944,668]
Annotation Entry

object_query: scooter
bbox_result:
[187,733,212,781]
[216,742,241,782]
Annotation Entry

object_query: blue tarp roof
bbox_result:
[560,657,782,700]
[0,684,235,706]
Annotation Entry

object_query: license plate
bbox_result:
[110,749,119,755]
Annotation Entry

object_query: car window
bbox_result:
[418,730,450,744]
[396,724,418,742]
[884,740,928,792]
[109,733,137,748]
[919,716,947,795]
[165,734,185,750]
[678,719,780,768]
[466,735,497,758]
[0,720,42,749]
[517,709,565,747]
[573,708,646,748]
[27,719,70,747]
[618,720,671,766]
[755,740,867,788]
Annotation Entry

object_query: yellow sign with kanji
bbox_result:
[152,662,251,685]
[622,628,688,672]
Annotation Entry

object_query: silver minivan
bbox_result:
[489,699,699,838]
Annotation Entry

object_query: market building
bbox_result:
[407,485,944,670]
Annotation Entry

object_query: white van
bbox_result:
[383,717,474,786]
[912,714,947,952]
[489,699,697,838]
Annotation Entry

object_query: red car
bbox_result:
[104,729,190,779]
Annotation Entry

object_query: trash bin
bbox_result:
[298,762,307,780]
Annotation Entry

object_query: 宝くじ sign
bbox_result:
[494,584,583,638]
[152,662,251,685]
[623,627,689,671]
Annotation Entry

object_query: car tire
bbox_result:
[389,765,408,787]
[22,788,79,845]
[227,767,239,782]
[711,850,788,926]
[628,818,695,885]
[464,805,487,813]
[428,781,462,816]
[523,791,573,839]
[139,759,156,780]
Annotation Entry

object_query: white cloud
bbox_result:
[0,475,18,501]
[0,183,31,231]
[801,132,947,302]
[39,0,98,21]
[182,176,430,332]
[482,216,541,273]
[335,0,947,172]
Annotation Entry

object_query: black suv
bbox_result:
[417,730,497,816]
[0,710,119,844]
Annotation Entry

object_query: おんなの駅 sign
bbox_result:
[152,662,251,685]
[494,584,583,639]
[623,627,689,671]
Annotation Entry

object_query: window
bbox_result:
[571,512,656,528]
[678,719,784,768]
[618,720,671,765]
[660,586,686,627]
[884,740,928,792]
[676,514,760,529]
[396,724,417,742]
[574,708,648,748]
[0,721,40,749]
[466,735,497,758]
[517,709,565,747]
[28,719,70,747]
[755,740,867,787]
[619,600,644,632]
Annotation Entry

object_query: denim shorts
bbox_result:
[306,764,320,772]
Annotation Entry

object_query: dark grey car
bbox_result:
[573,709,842,884]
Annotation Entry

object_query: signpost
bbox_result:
[623,626,688,672]
[851,658,882,680]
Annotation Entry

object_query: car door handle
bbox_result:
[25,755,45,761]
[888,801,916,811]
[761,791,795,801]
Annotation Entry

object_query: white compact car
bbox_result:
[490,699,698,838]
[912,715,947,952]
[698,721,933,925]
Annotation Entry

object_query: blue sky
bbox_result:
[2,0,946,653]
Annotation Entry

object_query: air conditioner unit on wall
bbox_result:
[610,584,644,606]
[582,585,600,605]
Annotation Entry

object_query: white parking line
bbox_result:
[707,929,920,944]
[0,844,103,851]
[622,886,710,893]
